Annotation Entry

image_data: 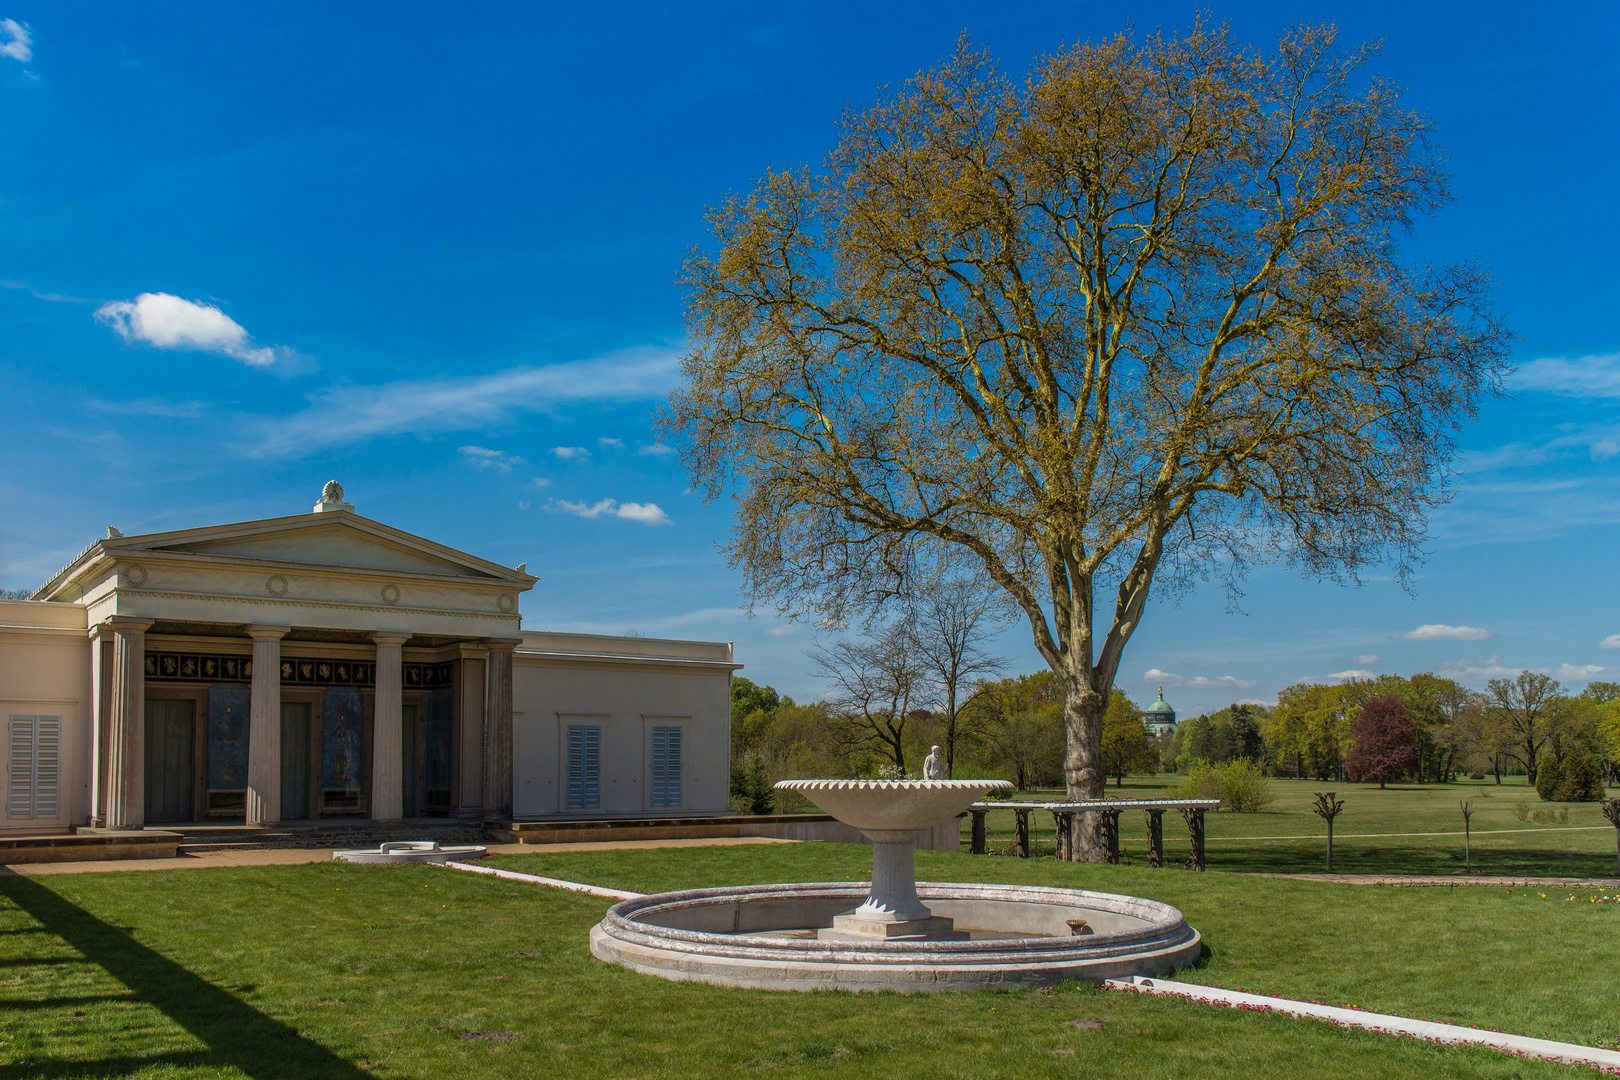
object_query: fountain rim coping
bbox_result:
[599,880,1191,959]
[775,779,1014,791]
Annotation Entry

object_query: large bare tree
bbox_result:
[663,25,1510,859]
[907,576,1008,777]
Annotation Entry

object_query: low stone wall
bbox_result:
[0,832,182,864]
[491,813,962,852]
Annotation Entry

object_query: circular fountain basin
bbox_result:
[332,840,488,864]
[589,881,1201,992]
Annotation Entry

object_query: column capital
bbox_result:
[369,631,411,646]
[100,615,155,634]
[245,623,292,640]
[483,636,522,654]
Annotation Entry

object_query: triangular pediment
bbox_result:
[114,513,529,581]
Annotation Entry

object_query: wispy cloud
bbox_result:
[1,279,85,303]
[764,625,796,637]
[1142,668,1257,691]
[1401,624,1492,641]
[639,443,678,458]
[545,498,671,525]
[458,446,526,472]
[552,446,590,461]
[1513,353,1620,399]
[597,437,624,450]
[0,18,31,62]
[247,347,679,458]
[1354,654,1379,665]
[531,477,552,490]
[1436,655,1518,682]
[1328,669,1376,680]
[1601,635,1620,650]
[1557,663,1605,681]
[96,293,292,369]
[87,397,205,418]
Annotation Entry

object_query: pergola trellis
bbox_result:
[967,799,1223,870]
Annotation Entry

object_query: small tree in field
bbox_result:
[1458,799,1475,873]
[1101,690,1158,786]
[1312,791,1345,872]
[665,24,1509,860]
[1346,696,1420,789]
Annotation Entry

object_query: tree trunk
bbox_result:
[1063,682,1107,861]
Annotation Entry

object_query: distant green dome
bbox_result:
[1146,687,1175,714]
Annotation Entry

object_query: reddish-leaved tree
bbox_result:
[1346,696,1420,789]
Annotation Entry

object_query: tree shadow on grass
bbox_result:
[0,873,369,1079]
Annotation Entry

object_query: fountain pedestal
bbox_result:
[775,780,1010,941]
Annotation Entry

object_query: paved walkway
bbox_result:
[0,835,795,876]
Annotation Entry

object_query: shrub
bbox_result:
[1535,759,1563,802]
[1469,772,1485,780]
[1166,760,1222,801]
[1512,801,1529,822]
[1554,749,1606,802]
[1166,758,1275,811]
[729,757,775,815]
[1218,758,1278,812]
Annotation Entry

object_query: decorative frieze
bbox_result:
[145,651,454,688]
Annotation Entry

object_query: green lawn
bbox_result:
[968,776,1620,877]
[3,844,1617,1079]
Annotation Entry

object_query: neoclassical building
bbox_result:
[1,484,736,835]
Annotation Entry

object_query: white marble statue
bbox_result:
[923,745,943,780]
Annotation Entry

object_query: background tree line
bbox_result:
[733,653,1618,812]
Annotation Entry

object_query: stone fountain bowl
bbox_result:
[589,881,1202,992]
[775,779,1011,833]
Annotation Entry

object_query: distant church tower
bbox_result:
[1144,685,1177,736]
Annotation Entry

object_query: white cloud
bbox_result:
[545,498,671,525]
[552,446,590,461]
[764,625,796,637]
[1142,668,1257,691]
[1401,624,1492,641]
[246,347,679,458]
[531,477,551,490]
[1354,654,1379,665]
[95,292,290,368]
[87,397,204,418]
[1329,669,1375,681]
[639,443,678,458]
[1600,635,1620,650]
[1557,664,1606,681]
[1236,697,1277,708]
[597,437,624,449]
[1514,353,1620,399]
[458,446,526,472]
[0,18,32,62]
[1436,655,1519,682]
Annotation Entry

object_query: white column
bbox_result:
[245,625,290,826]
[370,632,409,821]
[483,638,519,819]
[103,616,153,830]
[88,623,115,827]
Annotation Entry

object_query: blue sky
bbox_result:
[2,2,1617,715]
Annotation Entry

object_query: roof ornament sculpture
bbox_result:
[313,480,355,514]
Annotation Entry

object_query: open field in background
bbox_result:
[963,776,1620,877]
[4,850,1617,1079]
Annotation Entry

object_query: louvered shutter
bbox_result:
[8,715,60,819]
[650,726,683,808]
[567,724,601,810]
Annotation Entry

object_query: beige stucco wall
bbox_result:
[511,632,734,818]
[0,600,91,835]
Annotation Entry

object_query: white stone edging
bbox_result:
[1106,975,1620,1073]
[441,859,643,900]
